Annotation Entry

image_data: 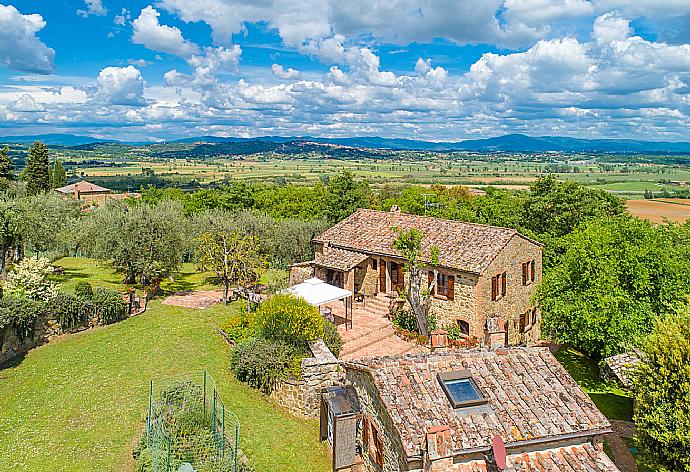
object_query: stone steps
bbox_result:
[340,325,394,357]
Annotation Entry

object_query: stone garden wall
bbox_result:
[271,339,345,418]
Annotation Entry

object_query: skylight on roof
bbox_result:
[438,370,488,409]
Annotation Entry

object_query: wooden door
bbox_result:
[379,260,386,293]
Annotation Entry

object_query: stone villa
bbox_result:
[55,180,139,206]
[291,207,542,346]
[322,347,619,472]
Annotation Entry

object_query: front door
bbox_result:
[379,260,386,293]
[389,262,404,292]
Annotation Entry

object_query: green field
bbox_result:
[0,258,330,472]
[59,151,690,197]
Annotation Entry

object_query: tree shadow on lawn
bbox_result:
[160,272,221,295]
[556,346,634,421]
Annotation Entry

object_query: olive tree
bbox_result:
[80,200,187,285]
[392,227,439,337]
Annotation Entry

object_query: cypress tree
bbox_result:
[52,159,66,189]
[25,141,51,195]
[0,146,14,181]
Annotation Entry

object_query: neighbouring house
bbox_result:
[55,180,139,205]
[290,207,542,346]
[322,347,619,472]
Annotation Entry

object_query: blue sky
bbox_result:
[1,1,689,142]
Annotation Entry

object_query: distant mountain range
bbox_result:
[2,132,690,153]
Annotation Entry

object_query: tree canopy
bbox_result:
[51,159,66,189]
[0,147,15,182]
[79,200,187,285]
[633,307,690,472]
[537,216,690,358]
[24,141,51,196]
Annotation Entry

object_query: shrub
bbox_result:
[231,337,293,394]
[0,296,45,341]
[322,320,343,357]
[49,292,88,330]
[255,294,323,346]
[392,307,437,333]
[633,307,690,472]
[74,281,94,300]
[4,257,57,302]
[222,307,257,343]
[91,287,128,325]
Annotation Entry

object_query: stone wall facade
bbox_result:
[270,339,345,418]
[289,262,314,285]
[345,368,418,472]
[478,234,542,346]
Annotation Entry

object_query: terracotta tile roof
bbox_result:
[451,443,619,471]
[315,247,369,271]
[55,180,111,194]
[343,348,611,459]
[313,209,537,274]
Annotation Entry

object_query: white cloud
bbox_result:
[271,64,301,80]
[592,12,631,44]
[129,58,152,67]
[96,66,146,106]
[0,5,55,74]
[114,8,130,26]
[77,0,108,17]
[10,93,45,112]
[132,6,200,58]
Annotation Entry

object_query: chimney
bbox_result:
[426,424,452,460]
[430,329,448,352]
[73,183,80,200]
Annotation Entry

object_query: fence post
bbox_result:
[234,423,239,472]
[203,370,207,419]
[167,438,171,472]
[212,389,217,446]
[147,380,152,439]
[221,404,225,455]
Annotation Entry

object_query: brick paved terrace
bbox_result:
[325,294,424,360]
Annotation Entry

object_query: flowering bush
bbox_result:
[393,325,428,345]
[255,294,324,346]
[448,336,480,349]
[4,257,57,302]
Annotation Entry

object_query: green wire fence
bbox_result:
[145,371,240,472]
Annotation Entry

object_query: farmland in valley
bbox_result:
[626,199,690,223]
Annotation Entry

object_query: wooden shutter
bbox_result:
[491,276,497,301]
[522,263,528,285]
[501,271,507,297]
[428,271,434,294]
[530,260,535,282]
[363,417,369,449]
[447,275,455,300]
[397,264,404,289]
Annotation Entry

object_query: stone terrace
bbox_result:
[327,295,424,360]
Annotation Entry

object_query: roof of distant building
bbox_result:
[343,348,611,460]
[313,208,539,274]
[55,180,111,194]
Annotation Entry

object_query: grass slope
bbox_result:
[555,347,633,421]
[0,258,329,472]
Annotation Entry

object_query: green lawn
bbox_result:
[0,258,330,472]
[555,347,633,421]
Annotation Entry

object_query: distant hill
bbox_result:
[0,134,117,146]
[3,132,690,153]
[171,134,690,153]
